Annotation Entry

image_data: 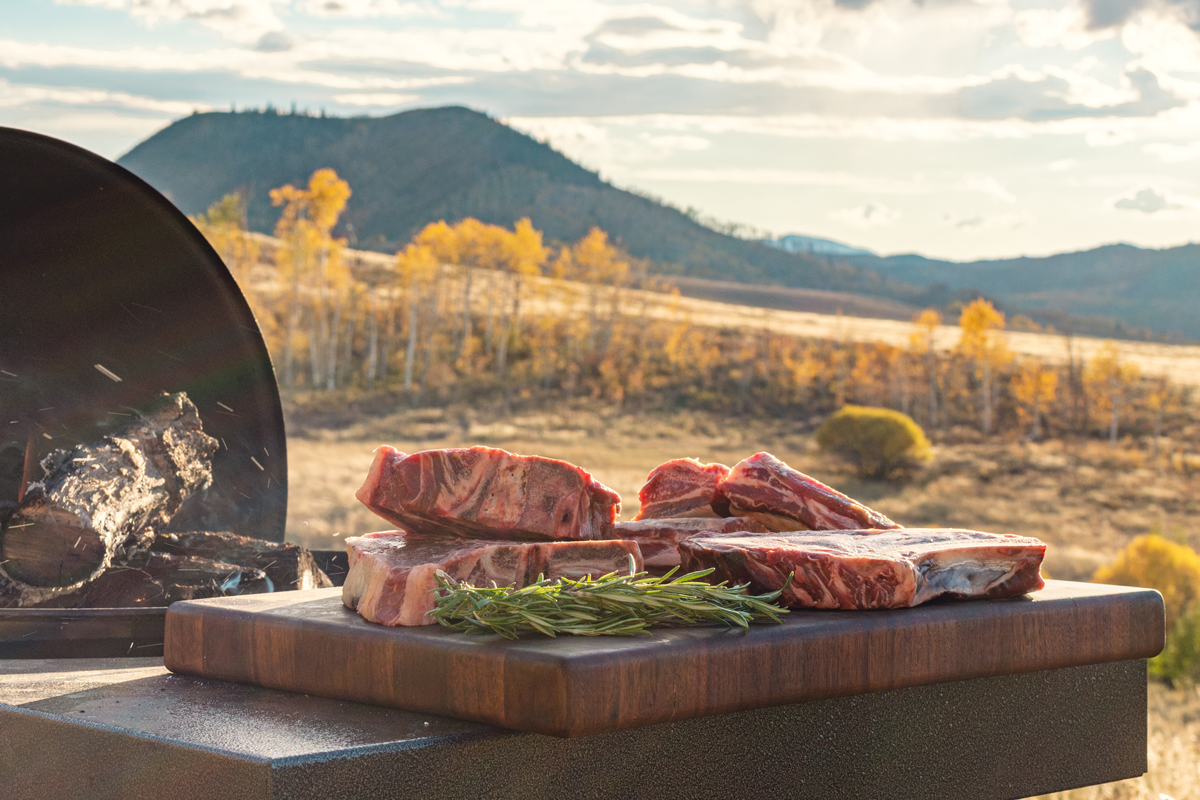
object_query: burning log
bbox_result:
[17,552,274,609]
[0,392,217,605]
[0,392,332,609]
[151,531,332,591]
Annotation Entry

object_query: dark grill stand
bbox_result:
[0,657,1146,800]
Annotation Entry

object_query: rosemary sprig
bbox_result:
[429,556,789,639]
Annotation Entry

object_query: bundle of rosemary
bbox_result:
[429,558,789,639]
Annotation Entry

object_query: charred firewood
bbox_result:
[151,531,333,591]
[0,392,217,606]
[20,552,273,609]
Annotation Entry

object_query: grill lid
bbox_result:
[0,127,287,542]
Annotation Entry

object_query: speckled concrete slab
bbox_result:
[0,657,1148,800]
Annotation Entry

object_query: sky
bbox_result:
[4,1,1200,260]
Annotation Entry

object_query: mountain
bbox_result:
[850,243,1200,340]
[117,107,907,298]
[768,234,875,258]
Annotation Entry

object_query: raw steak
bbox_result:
[609,517,768,570]
[678,529,1046,610]
[720,452,899,531]
[635,458,730,520]
[342,531,643,626]
[356,445,621,541]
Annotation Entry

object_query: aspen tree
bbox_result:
[956,299,1011,435]
[908,310,942,429]
[1012,361,1058,440]
[1085,341,1139,446]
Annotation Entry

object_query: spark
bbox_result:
[263,447,269,457]
[217,401,234,413]
[130,302,162,313]
[0,370,16,377]
[94,364,122,382]
[221,438,228,450]
[42,433,52,440]
[7,523,33,529]
[156,350,184,363]
[74,536,82,548]
[107,411,132,417]
[250,456,265,471]
[38,407,54,411]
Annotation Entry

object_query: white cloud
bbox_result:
[299,0,431,17]
[59,0,288,45]
[831,202,900,228]
[0,78,209,116]
[1048,158,1078,170]
[331,92,419,106]
[1109,186,1194,212]
[943,211,1036,230]
[1144,141,1200,161]
[644,134,711,151]
[964,176,1016,203]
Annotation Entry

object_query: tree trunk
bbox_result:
[1109,393,1119,447]
[326,301,343,392]
[366,297,379,389]
[404,287,419,392]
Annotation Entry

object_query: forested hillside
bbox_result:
[118,107,906,297]
[853,243,1200,340]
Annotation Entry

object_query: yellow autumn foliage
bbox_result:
[1093,534,1200,630]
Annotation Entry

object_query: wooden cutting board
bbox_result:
[164,580,1163,737]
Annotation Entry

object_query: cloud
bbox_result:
[330,91,418,105]
[644,134,710,150]
[831,202,900,228]
[956,69,1181,122]
[253,31,293,52]
[942,211,1036,230]
[964,176,1016,203]
[1145,141,1200,161]
[299,0,430,16]
[1080,0,1200,31]
[1112,186,1183,212]
[59,0,288,45]
[1048,158,1078,170]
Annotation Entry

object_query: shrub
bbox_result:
[815,405,932,480]
[1093,534,1200,631]
[1152,602,1200,684]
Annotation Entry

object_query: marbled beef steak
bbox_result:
[342,531,643,626]
[608,517,768,570]
[720,452,899,531]
[635,458,731,520]
[679,529,1046,610]
[356,445,621,540]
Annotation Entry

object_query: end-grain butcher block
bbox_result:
[356,446,621,540]
[343,531,643,626]
[635,458,730,520]
[679,529,1045,610]
[608,517,768,570]
[721,452,899,531]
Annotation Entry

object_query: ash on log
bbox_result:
[0,393,217,606]
[0,392,329,609]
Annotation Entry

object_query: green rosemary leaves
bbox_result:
[429,558,789,639]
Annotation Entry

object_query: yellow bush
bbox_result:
[1093,534,1200,630]
[815,405,932,480]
